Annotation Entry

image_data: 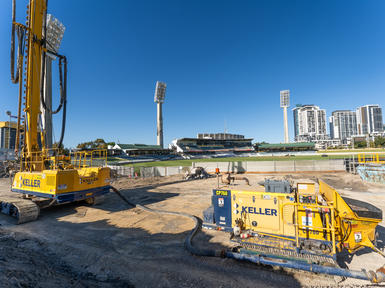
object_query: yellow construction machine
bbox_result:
[202,178,385,282]
[3,0,111,223]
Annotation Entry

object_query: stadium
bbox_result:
[170,133,254,158]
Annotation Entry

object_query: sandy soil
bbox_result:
[0,172,384,287]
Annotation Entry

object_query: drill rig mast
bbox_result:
[4,0,111,224]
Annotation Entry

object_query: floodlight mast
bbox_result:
[280,90,290,143]
[42,14,65,148]
[154,81,167,148]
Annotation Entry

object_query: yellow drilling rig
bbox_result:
[3,0,111,223]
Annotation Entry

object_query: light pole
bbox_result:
[280,90,290,143]
[154,81,167,148]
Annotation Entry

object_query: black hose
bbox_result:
[342,221,352,243]
[57,56,67,150]
[37,0,67,150]
[40,1,47,111]
[11,0,25,84]
[110,186,222,257]
[10,0,18,83]
[39,0,65,115]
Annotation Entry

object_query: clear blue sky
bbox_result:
[1,0,385,148]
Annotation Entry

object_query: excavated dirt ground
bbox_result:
[0,172,385,287]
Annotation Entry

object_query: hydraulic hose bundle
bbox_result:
[11,0,68,152]
[39,0,67,150]
[10,0,25,85]
[11,0,26,155]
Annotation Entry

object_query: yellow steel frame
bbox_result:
[71,149,108,169]
[19,148,108,171]
[357,153,385,164]
[281,202,337,256]
[20,149,56,172]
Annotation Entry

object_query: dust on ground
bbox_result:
[0,172,384,287]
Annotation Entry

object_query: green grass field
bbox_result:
[110,154,348,168]
[318,149,385,153]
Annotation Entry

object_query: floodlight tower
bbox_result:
[154,81,167,148]
[280,90,290,143]
[42,14,65,148]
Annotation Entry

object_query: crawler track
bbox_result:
[233,235,336,265]
[0,197,40,224]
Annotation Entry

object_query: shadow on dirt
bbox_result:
[0,178,304,288]
[39,183,179,218]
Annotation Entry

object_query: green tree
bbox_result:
[374,136,385,148]
[52,142,69,155]
[354,141,367,148]
[76,139,108,150]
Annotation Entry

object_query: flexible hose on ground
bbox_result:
[110,186,222,257]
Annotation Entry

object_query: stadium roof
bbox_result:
[177,138,253,142]
[115,144,164,150]
[258,142,315,149]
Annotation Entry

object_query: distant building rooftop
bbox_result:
[0,121,18,129]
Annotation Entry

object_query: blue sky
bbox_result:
[1,0,385,148]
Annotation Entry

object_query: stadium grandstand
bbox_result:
[170,133,254,157]
[110,144,174,160]
[255,142,315,152]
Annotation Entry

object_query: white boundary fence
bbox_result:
[108,165,187,178]
[192,159,345,173]
[109,160,346,179]
[140,166,186,177]
[108,165,135,177]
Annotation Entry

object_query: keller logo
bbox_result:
[241,206,277,216]
[21,177,40,188]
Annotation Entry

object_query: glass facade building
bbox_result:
[329,110,358,141]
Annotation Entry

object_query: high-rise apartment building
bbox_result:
[293,105,327,142]
[329,110,357,141]
[356,105,383,135]
[0,122,16,149]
